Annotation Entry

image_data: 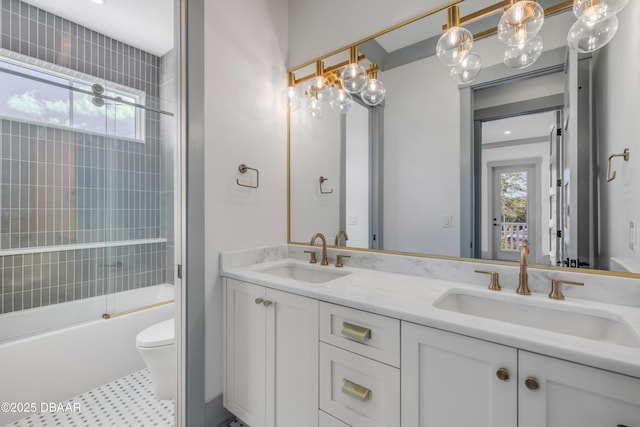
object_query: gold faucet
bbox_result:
[310,233,329,265]
[335,230,349,247]
[517,240,531,295]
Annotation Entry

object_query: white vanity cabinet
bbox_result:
[519,351,640,427]
[224,278,319,427]
[402,321,640,427]
[401,321,518,427]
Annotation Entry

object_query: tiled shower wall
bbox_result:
[0,0,174,315]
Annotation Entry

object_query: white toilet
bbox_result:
[136,318,176,400]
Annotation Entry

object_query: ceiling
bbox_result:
[24,0,174,56]
[482,111,557,144]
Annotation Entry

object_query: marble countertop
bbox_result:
[220,248,640,378]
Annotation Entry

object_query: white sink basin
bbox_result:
[255,262,350,284]
[434,289,640,348]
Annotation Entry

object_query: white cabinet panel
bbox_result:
[224,279,267,427]
[519,351,640,427]
[224,279,318,427]
[401,322,517,427]
[266,288,318,427]
[319,410,350,427]
[319,302,400,367]
[320,342,400,427]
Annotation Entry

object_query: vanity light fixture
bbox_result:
[497,0,545,69]
[284,50,386,117]
[449,53,483,84]
[567,0,628,53]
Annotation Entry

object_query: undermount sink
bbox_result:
[255,262,350,284]
[434,289,640,348]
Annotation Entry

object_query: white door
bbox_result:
[491,165,535,262]
[401,322,517,427]
[266,288,318,427]
[224,279,267,427]
[519,351,640,427]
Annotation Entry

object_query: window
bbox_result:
[0,59,144,141]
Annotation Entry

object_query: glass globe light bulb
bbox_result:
[436,26,474,66]
[449,53,482,84]
[567,14,618,52]
[280,85,302,111]
[329,87,353,114]
[307,76,331,103]
[360,79,386,106]
[503,35,543,69]
[497,1,544,45]
[305,95,324,119]
[573,0,628,22]
[339,63,368,94]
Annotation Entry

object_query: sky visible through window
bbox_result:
[0,60,140,140]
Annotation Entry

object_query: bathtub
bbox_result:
[0,284,174,425]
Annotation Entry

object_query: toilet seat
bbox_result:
[136,318,174,348]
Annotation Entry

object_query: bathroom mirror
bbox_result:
[288,0,640,276]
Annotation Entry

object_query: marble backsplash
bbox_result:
[220,244,640,308]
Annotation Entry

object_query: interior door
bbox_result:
[563,49,594,268]
[491,165,535,262]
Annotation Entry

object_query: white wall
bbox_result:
[203,0,288,402]
[346,102,370,247]
[382,56,461,255]
[290,105,341,242]
[593,0,640,272]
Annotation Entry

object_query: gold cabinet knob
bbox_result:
[263,300,272,307]
[255,298,264,305]
[524,376,540,391]
[496,367,511,382]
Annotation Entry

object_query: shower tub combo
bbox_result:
[0,284,174,426]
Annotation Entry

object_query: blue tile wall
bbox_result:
[0,0,173,315]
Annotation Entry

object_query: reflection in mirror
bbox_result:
[289,1,640,275]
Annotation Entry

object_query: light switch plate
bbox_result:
[348,214,358,225]
[630,220,637,251]
[442,215,453,228]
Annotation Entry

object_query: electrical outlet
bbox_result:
[630,221,638,251]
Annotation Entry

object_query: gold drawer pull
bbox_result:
[341,322,371,341]
[342,379,372,401]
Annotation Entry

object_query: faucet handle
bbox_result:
[335,254,351,268]
[475,270,501,291]
[549,279,584,300]
[304,250,317,264]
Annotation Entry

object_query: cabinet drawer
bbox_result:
[320,342,400,427]
[319,410,350,427]
[319,302,400,367]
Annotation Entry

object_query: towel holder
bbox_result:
[237,164,259,188]
[606,148,630,182]
[319,176,333,194]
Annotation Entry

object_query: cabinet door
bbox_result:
[265,288,319,427]
[401,322,517,427]
[224,279,267,427]
[519,351,640,427]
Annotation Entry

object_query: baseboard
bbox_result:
[205,394,233,427]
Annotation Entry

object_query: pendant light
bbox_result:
[307,61,331,103]
[436,6,474,66]
[503,35,544,68]
[328,72,353,114]
[567,14,618,52]
[449,53,482,84]
[573,0,629,22]
[497,0,545,45]
[360,64,386,106]
[280,72,302,112]
[340,47,368,94]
